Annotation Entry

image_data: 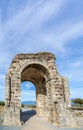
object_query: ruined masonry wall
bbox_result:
[3,52,76,127]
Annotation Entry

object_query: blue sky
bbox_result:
[0,0,83,101]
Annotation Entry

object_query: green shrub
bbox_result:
[72,98,83,106]
[0,101,5,106]
[21,104,24,107]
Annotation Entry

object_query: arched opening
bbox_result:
[21,81,36,104]
[21,64,49,123]
[21,81,36,123]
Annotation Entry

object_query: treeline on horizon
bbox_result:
[71,98,83,106]
[0,98,83,106]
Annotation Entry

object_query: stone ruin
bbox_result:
[3,52,76,127]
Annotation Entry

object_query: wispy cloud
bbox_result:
[56,21,83,45]
[12,18,83,55]
[1,0,66,48]
[21,81,35,90]
[58,58,83,81]
[21,81,36,101]
[21,90,36,101]
[1,0,83,54]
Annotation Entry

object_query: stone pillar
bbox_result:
[36,79,47,117]
[62,77,71,107]
[5,75,11,107]
[46,79,53,121]
[3,75,22,126]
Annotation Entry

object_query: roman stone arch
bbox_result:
[21,63,52,117]
[3,52,76,127]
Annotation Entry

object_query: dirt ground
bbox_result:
[22,109,83,130]
[22,111,83,130]
[0,107,83,130]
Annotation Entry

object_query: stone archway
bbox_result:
[3,52,76,127]
[21,63,50,117]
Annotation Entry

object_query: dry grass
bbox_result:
[0,105,4,109]
[0,106,4,115]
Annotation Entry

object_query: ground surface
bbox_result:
[22,114,83,130]
[0,115,83,130]
[0,109,83,130]
[0,126,21,130]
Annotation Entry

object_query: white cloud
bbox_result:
[66,61,83,82]
[1,0,66,48]
[72,61,82,67]
[42,20,83,53]
[1,0,83,55]
[16,19,83,55]
[21,81,36,101]
[21,90,36,101]
[56,21,83,44]
[21,81,35,90]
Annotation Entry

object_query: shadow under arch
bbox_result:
[22,110,36,124]
[21,63,50,82]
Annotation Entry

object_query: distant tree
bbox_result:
[21,104,24,107]
[72,98,83,106]
[0,101,5,106]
